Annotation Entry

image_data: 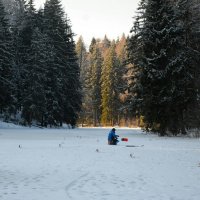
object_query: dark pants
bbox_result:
[108,137,119,145]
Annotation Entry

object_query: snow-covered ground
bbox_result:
[0,124,200,200]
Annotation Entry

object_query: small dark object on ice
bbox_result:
[130,153,134,158]
[19,145,22,148]
[96,148,99,152]
[59,144,62,148]
[126,145,144,147]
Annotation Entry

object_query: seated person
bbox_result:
[108,128,119,145]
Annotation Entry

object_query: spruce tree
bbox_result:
[76,36,88,85]
[75,36,90,125]
[81,38,103,126]
[126,0,147,118]
[11,0,33,114]
[177,0,200,130]
[101,41,119,126]
[20,0,39,125]
[101,35,111,58]
[0,0,13,118]
[23,28,55,126]
[63,32,82,127]
[80,38,97,125]
[128,0,197,135]
[2,0,19,25]
[115,34,129,125]
[43,0,81,127]
[89,42,103,126]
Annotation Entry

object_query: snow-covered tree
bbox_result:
[43,0,81,127]
[13,0,38,124]
[22,28,55,126]
[0,0,13,118]
[177,0,200,129]
[2,0,20,25]
[128,0,198,135]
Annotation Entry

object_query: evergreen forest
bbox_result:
[76,0,200,136]
[0,0,81,127]
[1,0,200,136]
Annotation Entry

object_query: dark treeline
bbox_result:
[127,0,200,135]
[77,0,200,136]
[0,0,81,127]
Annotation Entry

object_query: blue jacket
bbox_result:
[108,129,116,141]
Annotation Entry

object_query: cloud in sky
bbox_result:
[35,0,140,45]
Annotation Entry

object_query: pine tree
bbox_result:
[102,35,111,49]
[177,0,200,130]
[64,32,82,127]
[115,34,129,125]
[80,38,103,126]
[11,0,34,114]
[75,36,90,125]
[20,0,39,125]
[76,36,88,84]
[101,41,119,126]
[23,27,56,126]
[89,38,96,54]
[128,0,197,135]
[0,0,13,119]
[126,0,147,118]
[101,35,111,58]
[43,0,81,127]
[2,0,19,25]
[89,41,103,126]
[128,0,175,134]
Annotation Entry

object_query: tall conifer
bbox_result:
[128,0,199,134]
[101,42,119,126]
[0,0,13,117]
[43,0,81,126]
[90,43,102,126]
[76,36,90,125]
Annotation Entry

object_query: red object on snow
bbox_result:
[121,138,128,142]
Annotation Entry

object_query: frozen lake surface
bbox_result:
[0,126,200,200]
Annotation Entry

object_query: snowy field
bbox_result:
[0,124,200,200]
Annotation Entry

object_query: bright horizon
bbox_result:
[34,0,140,46]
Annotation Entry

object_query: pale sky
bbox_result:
[35,0,140,46]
